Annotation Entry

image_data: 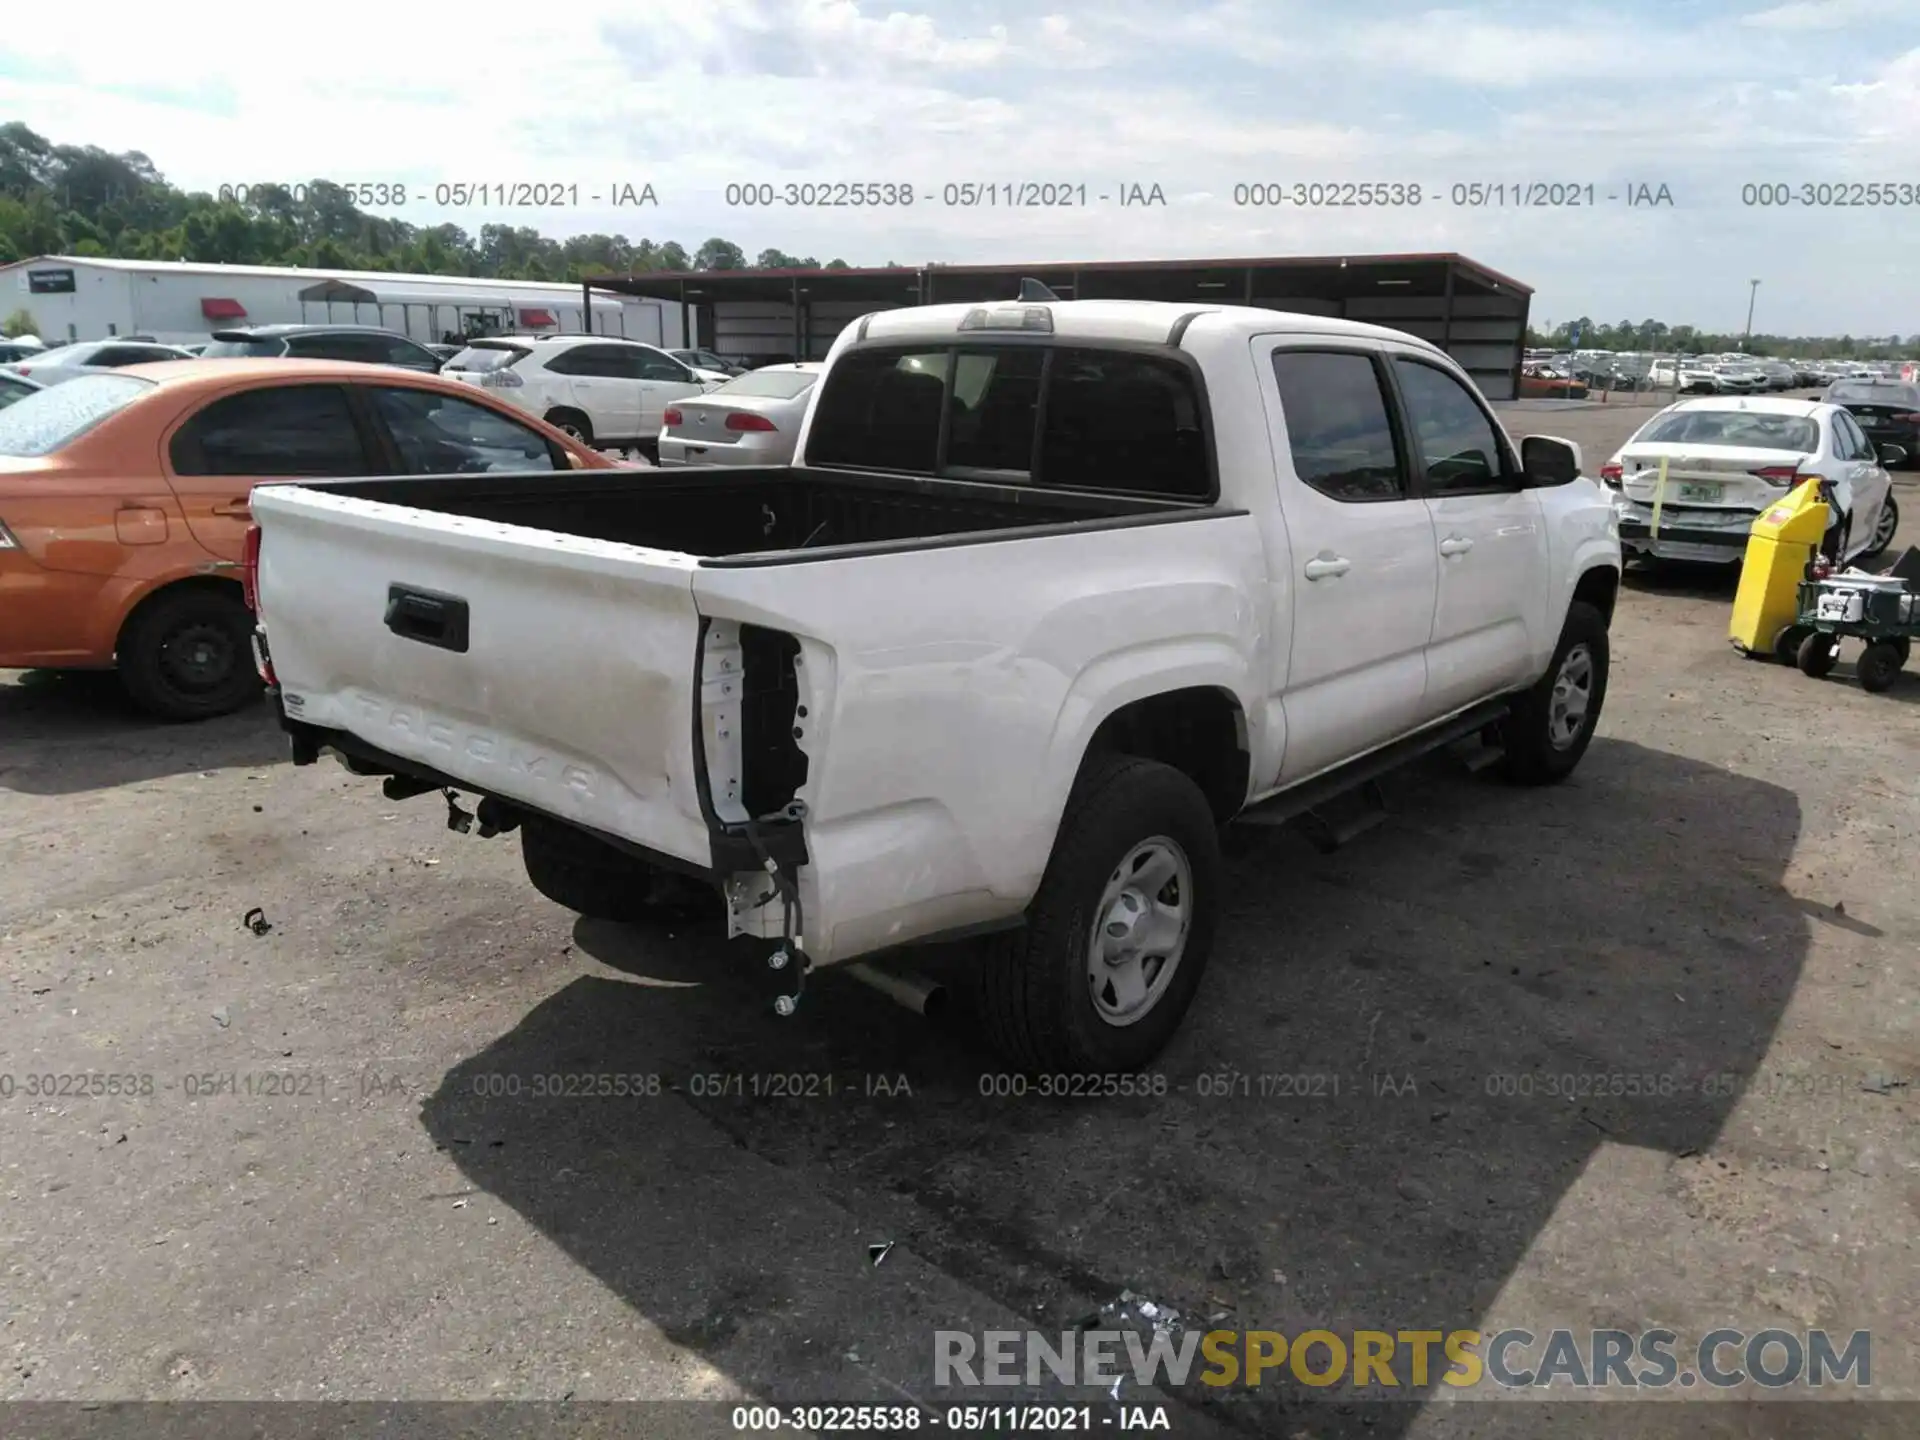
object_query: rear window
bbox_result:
[1828,382,1918,405]
[805,344,1209,498]
[444,344,528,373]
[202,337,288,359]
[1637,410,1819,451]
[0,373,154,456]
[714,369,819,400]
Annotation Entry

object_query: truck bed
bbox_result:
[296,464,1196,563]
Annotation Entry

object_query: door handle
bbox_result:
[1303,554,1351,580]
[1439,535,1475,557]
[212,499,252,517]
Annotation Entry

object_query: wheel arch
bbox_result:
[113,573,248,660]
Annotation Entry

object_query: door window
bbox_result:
[377,335,443,371]
[368,386,558,473]
[546,345,625,377]
[1036,350,1209,497]
[1835,411,1876,461]
[633,349,695,382]
[1393,359,1510,495]
[286,333,392,364]
[1269,350,1407,502]
[170,385,372,476]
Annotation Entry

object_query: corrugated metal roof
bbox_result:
[0,254,637,300]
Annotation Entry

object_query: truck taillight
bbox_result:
[1599,462,1622,487]
[241,522,262,612]
[662,407,682,427]
[726,412,776,432]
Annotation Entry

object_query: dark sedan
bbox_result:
[1823,380,1920,468]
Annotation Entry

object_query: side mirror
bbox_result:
[1879,444,1906,467]
[1521,434,1582,486]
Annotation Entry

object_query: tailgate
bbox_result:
[250,483,715,868]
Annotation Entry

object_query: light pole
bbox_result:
[1743,279,1761,350]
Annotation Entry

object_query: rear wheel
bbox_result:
[1857,642,1904,693]
[977,755,1219,1073]
[1498,601,1609,785]
[117,587,262,721]
[544,409,593,445]
[520,815,720,922]
[1797,632,1840,678]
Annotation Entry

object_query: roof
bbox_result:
[209,322,411,337]
[1665,396,1827,415]
[589,251,1531,304]
[852,298,1448,352]
[0,255,636,302]
[461,332,667,348]
[107,357,485,385]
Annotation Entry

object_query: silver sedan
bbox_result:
[656,363,824,467]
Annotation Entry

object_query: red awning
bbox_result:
[201,297,247,320]
[518,307,557,327]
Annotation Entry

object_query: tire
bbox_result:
[1797,632,1840,679]
[1772,625,1813,666]
[1863,493,1899,558]
[544,409,593,445]
[1857,642,1904,693]
[520,815,720,923]
[116,586,262,721]
[977,755,1220,1073]
[1498,601,1609,785]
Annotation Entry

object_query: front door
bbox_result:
[161,382,376,561]
[1386,349,1551,715]
[632,348,707,438]
[1256,340,1439,786]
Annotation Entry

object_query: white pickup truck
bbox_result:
[248,296,1622,1072]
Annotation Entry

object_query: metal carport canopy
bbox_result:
[296,278,626,312]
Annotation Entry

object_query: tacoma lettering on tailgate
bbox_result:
[352,692,598,798]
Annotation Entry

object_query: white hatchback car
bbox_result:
[656,363,824,467]
[1601,397,1901,564]
[440,334,723,450]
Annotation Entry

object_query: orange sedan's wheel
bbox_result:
[117,587,263,721]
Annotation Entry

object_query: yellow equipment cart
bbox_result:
[1729,477,1831,662]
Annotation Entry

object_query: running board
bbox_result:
[1232,698,1513,836]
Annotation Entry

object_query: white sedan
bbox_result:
[655,363,824,468]
[1600,397,1901,564]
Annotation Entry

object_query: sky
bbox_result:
[1,0,1916,336]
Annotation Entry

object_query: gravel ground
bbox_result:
[3,414,1917,1438]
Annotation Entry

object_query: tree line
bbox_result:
[2,123,1907,355]
[0,122,882,285]
[1526,317,1912,362]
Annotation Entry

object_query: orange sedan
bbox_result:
[0,359,622,720]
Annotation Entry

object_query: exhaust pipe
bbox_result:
[844,962,947,1020]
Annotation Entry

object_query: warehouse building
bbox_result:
[590,252,1531,400]
[1,256,681,350]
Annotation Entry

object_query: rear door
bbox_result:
[1256,340,1438,783]
[1387,348,1550,714]
[161,383,378,560]
[1830,409,1891,551]
[547,344,638,440]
